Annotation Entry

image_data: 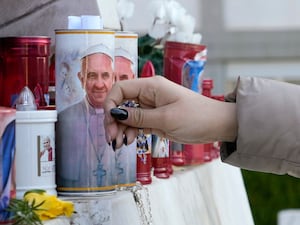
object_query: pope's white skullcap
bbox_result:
[81,44,113,60]
[115,47,135,64]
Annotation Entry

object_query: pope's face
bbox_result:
[79,53,114,108]
[43,138,51,149]
[114,56,135,81]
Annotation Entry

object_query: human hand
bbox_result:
[104,76,237,149]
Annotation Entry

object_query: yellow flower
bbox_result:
[23,190,74,221]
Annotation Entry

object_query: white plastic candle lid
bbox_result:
[68,16,81,29]
[81,15,103,29]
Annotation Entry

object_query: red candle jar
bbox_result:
[163,41,206,85]
[164,41,207,166]
[184,143,206,165]
[136,131,152,185]
[152,135,170,179]
[170,141,185,166]
[0,36,51,107]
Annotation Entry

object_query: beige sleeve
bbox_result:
[220,76,300,177]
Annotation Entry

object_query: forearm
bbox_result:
[210,101,237,142]
[221,76,300,177]
[195,97,237,143]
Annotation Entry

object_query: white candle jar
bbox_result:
[15,110,57,199]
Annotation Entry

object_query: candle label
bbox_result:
[37,135,55,176]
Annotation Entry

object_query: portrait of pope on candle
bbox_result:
[56,43,116,192]
[113,47,137,185]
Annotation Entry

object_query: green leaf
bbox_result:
[138,34,156,47]
[24,189,46,197]
[6,198,44,225]
[138,33,164,76]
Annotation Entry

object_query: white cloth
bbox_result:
[278,209,300,225]
[57,159,254,225]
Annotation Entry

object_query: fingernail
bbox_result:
[123,135,127,146]
[106,134,112,145]
[110,108,128,120]
[112,139,116,151]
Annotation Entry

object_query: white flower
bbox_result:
[148,19,171,39]
[176,14,195,34]
[147,0,201,44]
[165,0,186,26]
[168,31,191,43]
[148,0,167,20]
[116,0,135,30]
[191,33,202,44]
[117,0,135,20]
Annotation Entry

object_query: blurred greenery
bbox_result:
[138,34,164,76]
[242,170,300,225]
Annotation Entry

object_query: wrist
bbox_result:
[216,101,237,142]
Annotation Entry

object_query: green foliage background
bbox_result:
[138,34,163,76]
[242,170,300,225]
